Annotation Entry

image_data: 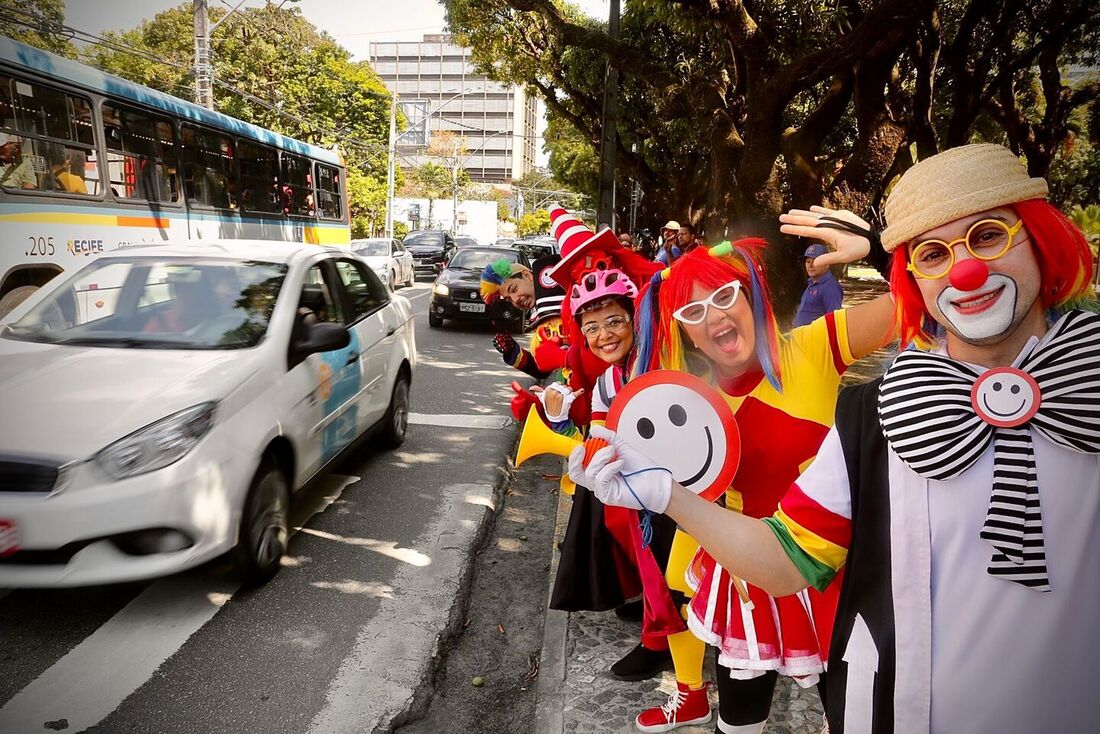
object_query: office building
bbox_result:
[369,35,537,183]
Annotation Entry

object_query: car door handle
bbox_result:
[346,351,360,365]
[386,327,396,337]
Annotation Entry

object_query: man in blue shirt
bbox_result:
[793,242,844,327]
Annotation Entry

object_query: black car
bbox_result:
[404,230,456,276]
[429,247,530,330]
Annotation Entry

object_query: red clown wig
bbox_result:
[890,199,1097,347]
[634,239,784,390]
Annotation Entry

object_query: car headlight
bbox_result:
[95,402,217,479]
[375,269,388,282]
[433,283,449,296]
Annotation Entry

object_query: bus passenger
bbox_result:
[1,133,36,189]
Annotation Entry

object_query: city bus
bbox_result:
[0,36,351,316]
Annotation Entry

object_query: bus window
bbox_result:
[102,102,180,203]
[315,162,343,220]
[180,124,237,209]
[280,152,314,217]
[237,140,281,213]
[0,74,99,195]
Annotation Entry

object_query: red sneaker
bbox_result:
[634,681,712,732]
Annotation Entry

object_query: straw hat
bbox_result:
[881,144,1048,252]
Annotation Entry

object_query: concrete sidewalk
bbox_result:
[535,488,824,734]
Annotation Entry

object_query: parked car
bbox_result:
[429,247,529,330]
[403,230,456,276]
[512,238,556,260]
[352,237,415,291]
[454,236,480,248]
[0,240,416,587]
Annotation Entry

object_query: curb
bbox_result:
[534,475,572,734]
[307,428,519,734]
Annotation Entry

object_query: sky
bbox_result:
[66,0,613,57]
[63,0,613,165]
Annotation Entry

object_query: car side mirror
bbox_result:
[294,321,350,356]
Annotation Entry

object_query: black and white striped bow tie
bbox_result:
[878,310,1100,592]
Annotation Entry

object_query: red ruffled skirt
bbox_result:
[685,548,842,687]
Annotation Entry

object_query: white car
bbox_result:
[0,240,416,587]
[351,237,415,291]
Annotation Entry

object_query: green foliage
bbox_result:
[80,3,391,177]
[347,169,388,237]
[518,209,551,237]
[7,0,77,57]
[406,162,454,201]
[1068,204,1100,255]
[393,221,409,239]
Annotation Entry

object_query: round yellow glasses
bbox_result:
[907,219,1025,279]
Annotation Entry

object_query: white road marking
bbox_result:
[0,474,359,733]
[408,412,511,430]
[307,483,495,734]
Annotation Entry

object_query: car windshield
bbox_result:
[354,240,390,257]
[3,257,288,350]
[404,232,442,247]
[448,249,520,271]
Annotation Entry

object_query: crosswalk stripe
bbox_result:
[409,412,511,429]
[0,473,359,732]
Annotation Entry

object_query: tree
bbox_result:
[81,3,392,177]
[405,162,454,229]
[347,169,388,237]
[518,209,551,237]
[445,0,1100,304]
[7,0,77,58]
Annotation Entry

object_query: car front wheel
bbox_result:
[379,372,410,449]
[233,457,290,586]
[428,311,443,328]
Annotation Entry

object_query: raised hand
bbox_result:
[779,205,873,269]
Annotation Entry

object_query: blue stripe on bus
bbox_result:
[0,37,343,165]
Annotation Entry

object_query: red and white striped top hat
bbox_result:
[544,203,623,289]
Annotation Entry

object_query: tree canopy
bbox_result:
[445,0,1100,238]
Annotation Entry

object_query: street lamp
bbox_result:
[385,88,480,239]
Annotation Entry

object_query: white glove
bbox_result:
[567,425,673,513]
[535,381,579,423]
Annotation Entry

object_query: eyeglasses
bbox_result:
[580,314,632,337]
[907,219,1026,279]
[672,280,742,324]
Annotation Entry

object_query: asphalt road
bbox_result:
[0,279,531,734]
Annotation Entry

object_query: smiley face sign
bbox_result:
[970,366,1041,428]
[606,370,740,502]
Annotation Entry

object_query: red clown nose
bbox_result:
[949,258,989,291]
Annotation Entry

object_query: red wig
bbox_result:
[890,199,1097,347]
[638,239,783,389]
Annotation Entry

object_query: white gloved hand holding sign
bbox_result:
[567,425,673,513]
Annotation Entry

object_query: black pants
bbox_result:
[714,651,828,728]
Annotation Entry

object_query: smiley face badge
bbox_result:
[970,366,1041,428]
[606,370,740,503]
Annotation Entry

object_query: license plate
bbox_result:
[0,519,20,557]
[459,303,486,313]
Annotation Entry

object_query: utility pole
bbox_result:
[451,137,460,234]
[628,178,642,232]
[193,0,213,109]
[595,0,620,230]
[193,0,247,111]
[385,93,397,239]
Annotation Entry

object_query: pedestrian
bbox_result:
[656,220,682,265]
[0,132,36,190]
[573,143,1099,733]
[581,217,894,732]
[792,242,844,327]
[483,256,568,381]
[619,232,635,249]
[676,223,704,255]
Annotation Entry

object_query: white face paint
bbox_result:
[936,273,1019,342]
